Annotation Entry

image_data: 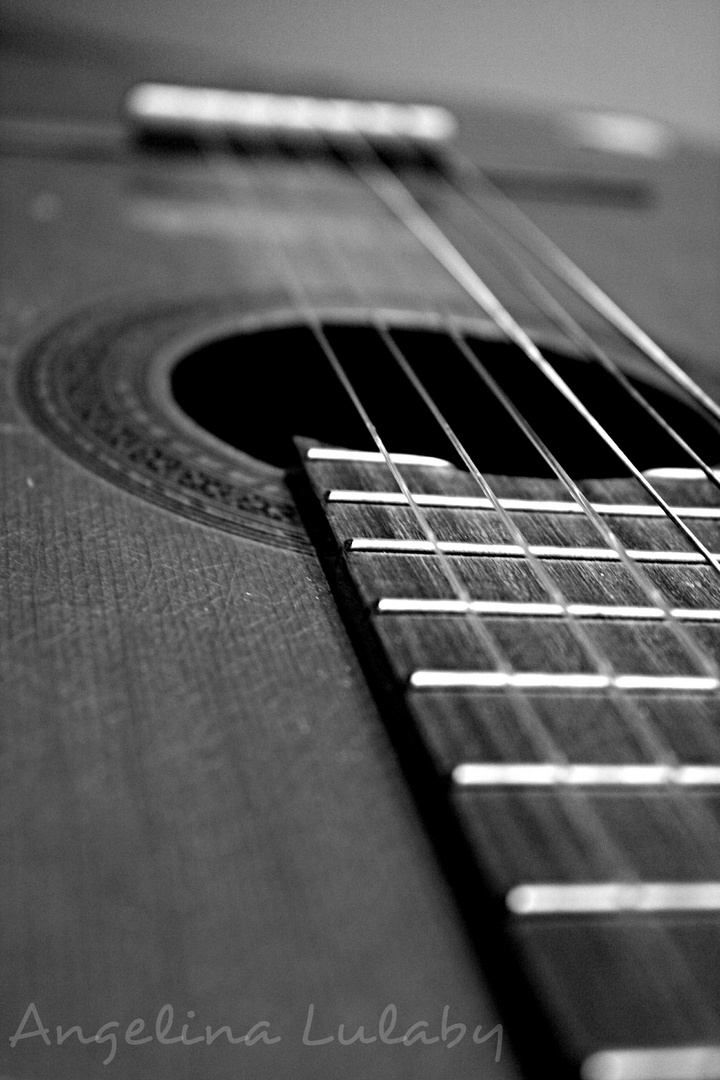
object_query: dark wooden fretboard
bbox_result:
[293,440,720,1080]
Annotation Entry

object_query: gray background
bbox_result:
[5,0,720,144]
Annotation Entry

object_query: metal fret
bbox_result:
[351,538,711,562]
[507,882,720,915]
[409,671,720,691]
[582,1045,720,1080]
[306,447,454,467]
[452,764,720,787]
[645,468,720,481]
[380,598,566,615]
[329,490,720,518]
[377,598,720,620]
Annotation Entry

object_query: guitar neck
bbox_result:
[295,441,720,1076]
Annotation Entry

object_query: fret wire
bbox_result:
[582,1045,720,1080]
[343,147,720,686]
[331,491,720,517]
[454,763,720,787]
[507,881,720,914]
[449,146,720,431]
[435,177,720,499]
[351,539,714,563]
[377,599,720,621]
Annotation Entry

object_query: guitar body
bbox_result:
[2,21,720,1080]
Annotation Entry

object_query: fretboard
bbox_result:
[293,440,720,1080]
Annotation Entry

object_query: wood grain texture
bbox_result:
[0,418,511,1079]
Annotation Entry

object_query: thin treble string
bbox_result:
[448,147,720,429]
[311,207,684,770]
[342,147,720,682]
[431,175,720,503]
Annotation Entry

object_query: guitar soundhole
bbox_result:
[173,324,720,478]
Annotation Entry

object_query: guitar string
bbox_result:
[202,136,720,1018]
[217,145,682,888]
[282,147,661,700]
[348,143,720,595]
[338,144,720,851]
[449,145,720,429]
[314,137,720,798]
[297,154,720,869]
[230,157,564,758]
[365,131,720,505]
[285,146,720,1021]
[250,149,720,1017]
[406,155,720,779]
[192,105,720,1022]
[322,140,720,855]
[302,130,720,738]
[342,146,720,686]
[255,141,720,912]
[445,325,720,803]
[307,211,691,772]
[184,122,716,898]
[431,175,720,493]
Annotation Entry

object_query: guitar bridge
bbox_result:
[126,82,456,164]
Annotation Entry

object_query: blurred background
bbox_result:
[3,0,719,144]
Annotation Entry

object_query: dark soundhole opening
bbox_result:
[172,324,720,478]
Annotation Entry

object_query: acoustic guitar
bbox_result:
[2,18,720,1080]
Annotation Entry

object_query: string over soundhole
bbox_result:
[172,322,720,479]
